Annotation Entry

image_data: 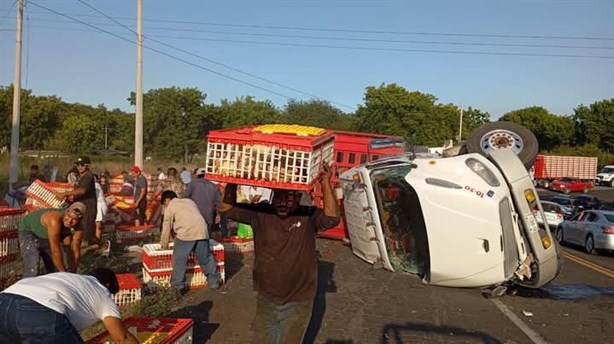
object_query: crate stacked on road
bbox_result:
[205,124,335,191]
[142,240,225,289]
[221,236,254,255]
[112,273,142,307]
[86,317,194,344]
[0,208,24,290]
[24,180,72,211]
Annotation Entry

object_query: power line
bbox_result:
[24,9,614,42]
[13,16,614,51]
[5,21,612,60]
[26,1,305,105]
[74,0,352,109]
[0,0,18,21]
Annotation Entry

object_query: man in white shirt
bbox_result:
[0,268,138,344]
[160,190,221,294]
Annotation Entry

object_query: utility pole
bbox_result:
[134,0,144,167]
[9,0,23,189]
[458,101,464,144]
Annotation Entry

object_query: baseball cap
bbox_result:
[196,167,206,176]
[74,156,91,165]
[131,165,143,173]
[67,202,86,218]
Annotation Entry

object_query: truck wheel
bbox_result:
[610,180,614,188]
[466,122,539,170]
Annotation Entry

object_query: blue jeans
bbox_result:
[0,293,84,343]
[171,238,220,290]
[251,294,314,344]
[19,231,57,278]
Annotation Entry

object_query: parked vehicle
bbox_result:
[534,201,566,229]
[599,202,614,211]
[574,195,601,210]
[341,122,561,290]
[540,195,578,219]
[556,210,614,254]
[549,177,594,194]
[595,165,614,187]
[532,155,598,189]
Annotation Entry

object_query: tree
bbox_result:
[283,98,345,129]
[499,106,574,150]
[218,96,281,128]
[55,115,102,154]
[573,99,614,152]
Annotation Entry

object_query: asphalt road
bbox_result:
[170,237,613,343]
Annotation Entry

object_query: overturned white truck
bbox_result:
[340,122,562,291]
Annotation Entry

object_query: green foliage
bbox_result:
[282,98,346,129]
[499,106,574,150]
[573,99,614,152]
[219,96,281,127]
[352,83,489,146]
[55,114,103,154]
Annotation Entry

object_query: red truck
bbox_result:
[531,155,598,189]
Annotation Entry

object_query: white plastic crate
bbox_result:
[113,273,142,306]
[143,267,207,289]
[142,240,224,272]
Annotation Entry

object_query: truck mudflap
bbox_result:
[489,150,561,288]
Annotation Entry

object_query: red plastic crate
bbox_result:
[115,225,159,243]
[205,125,335,190]
[25,180,71,210]
[142,240,225,271]
[113,273,142,306]
[0,230,19,261]
[0,208,24,234]
[143,266,207,289]
[86,317,194,344]
[222,237,254,254]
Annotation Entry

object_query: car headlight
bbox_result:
[465,158,501,187]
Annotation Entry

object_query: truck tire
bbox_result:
[466,122,539,170]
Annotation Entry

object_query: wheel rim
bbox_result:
[586,236,594,253]
[479,129,524,155]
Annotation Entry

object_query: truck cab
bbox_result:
[596,165,614,187]
[340,149,561,289]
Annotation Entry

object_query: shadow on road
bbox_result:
[167,299,219,343]
[303,259,337,344]
[222,252,246,283]
[380,322,503,344]
[511,283,614,300]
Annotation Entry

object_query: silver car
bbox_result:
[556,210,614,254]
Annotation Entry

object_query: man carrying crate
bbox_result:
[159,190,222,294]
[219,164,340,344]
[18,202,86,277]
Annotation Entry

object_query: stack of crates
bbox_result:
[221,236,254,255]
[0,208,24,290]
[108,173,124,194]
[86,317,194,344]
[205,124,335,191]
[113,273,142,306]
[115,224,160,243]
[141,240,225,289]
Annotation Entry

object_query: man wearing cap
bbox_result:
[131,165,148,226]
[58,156,98,246]
[183,168,220,235]
[18,202,86,277]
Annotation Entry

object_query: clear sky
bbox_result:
[1,0,613,119]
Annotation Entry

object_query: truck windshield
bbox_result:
[601,167,614,173]
[370,165,430,277]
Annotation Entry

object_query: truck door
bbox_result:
[342,179,382,264]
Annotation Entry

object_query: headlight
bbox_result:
[465,158,501,187]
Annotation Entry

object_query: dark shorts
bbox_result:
[135,201,147,222]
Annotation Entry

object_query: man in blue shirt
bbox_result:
[183,168,220,235]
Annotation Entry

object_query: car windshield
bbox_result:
[559,177,572,182]
[551,198,572,206]
[601,167,614,174]
[370,165,430,277]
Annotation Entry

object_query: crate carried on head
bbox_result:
[205,124,335,191]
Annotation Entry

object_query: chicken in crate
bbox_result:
[205,124,334,190]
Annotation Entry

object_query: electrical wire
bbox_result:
[13,16,614,50]
[0,0,18,21]
[24,9,614,42]
[27,1,299,102]
[74,0,353,109]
